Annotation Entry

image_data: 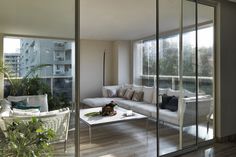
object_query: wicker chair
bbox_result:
[1,108,70,152]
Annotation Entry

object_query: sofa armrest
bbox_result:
[178,95,213,127]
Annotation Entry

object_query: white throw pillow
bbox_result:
[152,90,157,104]
[102,85,120,97]
[143,86,154,103]
[107,88,117,97]
[132,84,143,91]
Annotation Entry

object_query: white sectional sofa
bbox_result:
[82,84,213,129]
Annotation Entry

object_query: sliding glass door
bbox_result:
[158,0,215,156]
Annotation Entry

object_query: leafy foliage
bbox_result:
[0,117,55,157]
[2,63,72,111]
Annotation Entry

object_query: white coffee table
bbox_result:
[80,106,148,143]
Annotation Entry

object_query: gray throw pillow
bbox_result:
[117,88,127,97]
[123,89,135,100]
[132,90,144,102]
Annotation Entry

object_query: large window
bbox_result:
[134,26,214,94]
[3,37,75,110]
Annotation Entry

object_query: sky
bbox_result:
[3,38,20,53]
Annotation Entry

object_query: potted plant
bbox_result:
[0,117,55,157]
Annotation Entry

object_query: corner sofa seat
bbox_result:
[81,85,213,128]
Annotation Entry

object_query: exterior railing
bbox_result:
[140,74,213,95]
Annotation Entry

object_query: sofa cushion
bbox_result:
[132,103,156,117]
[143,86,154,103]
[82,97,124,107]
[123,89,135,100]
[107,88,117,97]
[116,99,143,110]
[154,109,179,125]
[132,90,144,102]
[102,85,120,97]
[117,88,127,97]
[152,88,168,104]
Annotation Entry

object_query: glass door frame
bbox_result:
[74,0,218,156]
[157,0,218,157]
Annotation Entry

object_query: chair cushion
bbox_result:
[7,94,48,112]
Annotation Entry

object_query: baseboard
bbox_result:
[217,134,236,143]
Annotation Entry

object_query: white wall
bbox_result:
[217,1,236,138]
[80,40,113,100]
[113,41,131,85]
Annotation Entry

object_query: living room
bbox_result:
[2,0,236,157]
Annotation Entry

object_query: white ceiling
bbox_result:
[0,0,214,40]
[0,0,75,39]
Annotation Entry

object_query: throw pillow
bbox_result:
[165,96,178,112]
[160,94,172,109]
[143,86,154,103]
[132,90,144,102]
[14,104,41,110]
[117,88,127,97]
[123,89,135,100]
[11,99,28,109]
[107,88,117,97]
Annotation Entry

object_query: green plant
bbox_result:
[0,117,55,157]
[1,62,72,110]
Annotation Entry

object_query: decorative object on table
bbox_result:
[124,110,134,117]
[101,101,117,116]
[84,101,117,117]
[84,112,101,117]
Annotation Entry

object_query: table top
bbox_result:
[80,107,147,126]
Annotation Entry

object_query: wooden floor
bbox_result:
[52,119,214,157]
[180,142,236,157]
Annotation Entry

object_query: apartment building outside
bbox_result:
[4,52,20,77]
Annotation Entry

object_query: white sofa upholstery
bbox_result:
[82,85,213,127]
